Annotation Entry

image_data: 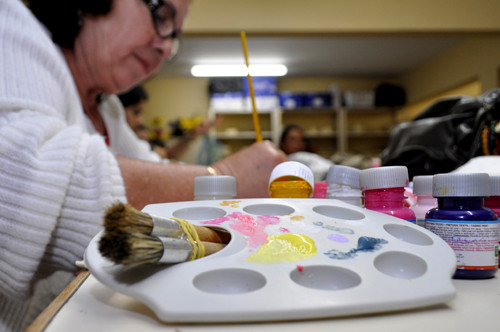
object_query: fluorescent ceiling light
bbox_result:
[191,64,287,77]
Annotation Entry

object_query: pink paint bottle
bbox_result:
[484,175,500,267]
[359,166,416,223]
[411,175,437,227]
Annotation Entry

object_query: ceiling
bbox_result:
[156,35,463,78]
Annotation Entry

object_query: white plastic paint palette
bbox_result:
[85,198,457,323]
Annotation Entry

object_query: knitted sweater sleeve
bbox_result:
[0,0,126,299]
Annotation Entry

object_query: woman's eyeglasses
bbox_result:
[143,0,181,60]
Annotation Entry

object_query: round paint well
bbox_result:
[290,265,361,290]
[193,268,266,294]
[243,204,295,216]
[383,224,434,246]
[313,205,365,220]
[172,207,226,220]
[374,251,428,279]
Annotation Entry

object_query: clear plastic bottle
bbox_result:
[426,173,498,279]
[411,175,437,227]
[359,166,416,222]
[483,175,500,267]
[325,165,362,206]
[194,175,237,200]
[268,161,314,198]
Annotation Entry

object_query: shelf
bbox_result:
[215,131,273,140]
[347,132,391,138]
[208,104,399,157]
[210,108,276,115]
[304,132,337,139]
[343,107,398,113]
[282,107,337,114]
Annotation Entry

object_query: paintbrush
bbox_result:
[98,230,226,268]
[104,203,230,244]
[240,31,263,142]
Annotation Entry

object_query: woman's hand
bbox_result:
[213,140,288,198]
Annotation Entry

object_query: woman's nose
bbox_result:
[152,37,175,60]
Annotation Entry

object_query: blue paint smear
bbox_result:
[324,236,388,260]
[313,221,354,235]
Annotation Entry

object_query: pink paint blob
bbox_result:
[202,212,283,248]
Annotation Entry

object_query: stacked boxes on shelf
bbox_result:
[209,77,279,111]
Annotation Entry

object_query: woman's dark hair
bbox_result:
[279,124,303,148]
[118,85,149,108]
[279,124,313,153]
[28,0,113,49]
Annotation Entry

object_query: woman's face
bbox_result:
[74,0,189,94]
[281,128,306,155]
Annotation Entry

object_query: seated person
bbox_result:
[279,124,311,155]
[280,124,333,181]
[118,85,221,161]
[0,1,287,330]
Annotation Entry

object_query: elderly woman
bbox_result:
[0,0,286,330]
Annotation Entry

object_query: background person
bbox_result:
[117,84,222,161]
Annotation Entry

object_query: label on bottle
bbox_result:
[426,219,499,270]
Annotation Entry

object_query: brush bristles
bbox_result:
[98,230,164,267]
[104,203,154,235]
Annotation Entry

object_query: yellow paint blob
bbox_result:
[247,233,317,263]
[290,215,304,221]
[220,200,241,207]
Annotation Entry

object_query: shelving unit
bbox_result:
[208,106,398,158]
[340,107,398,156]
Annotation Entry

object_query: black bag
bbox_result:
[380,89,500,180]
[375,83,407,107]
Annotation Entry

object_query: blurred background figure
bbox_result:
[279,124,310,155]
[118,85,222,161]
[279,124,333,181]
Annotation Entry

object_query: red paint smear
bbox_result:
[297,265,304,272]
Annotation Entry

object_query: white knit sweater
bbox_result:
[0,1,127,330]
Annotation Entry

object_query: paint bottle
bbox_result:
[359,166,416,222]
[483,175,500,267]
[426,173,498,279]
[313,181,328,198]
[325,165,362,206]
[268,161,314,198]
[411,175,437,227]
[194,175,237,200]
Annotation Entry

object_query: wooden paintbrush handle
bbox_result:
[201,241,226,256]
[194,225,230,244]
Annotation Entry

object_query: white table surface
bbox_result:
[42,271,500,332]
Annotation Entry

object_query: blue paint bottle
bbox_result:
[425,173,499,279]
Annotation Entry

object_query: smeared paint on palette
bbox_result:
[201,212,386,261]
[85,198,457,323]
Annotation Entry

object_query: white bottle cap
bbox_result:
[490,175,500,196]
[359,166,409,191]
[326,165,360,188]
[432,173,490,197]
[268,161,315,190]
[412,175,434,195]
[194,175,237,200]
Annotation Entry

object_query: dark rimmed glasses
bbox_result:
[143,0,182,60]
